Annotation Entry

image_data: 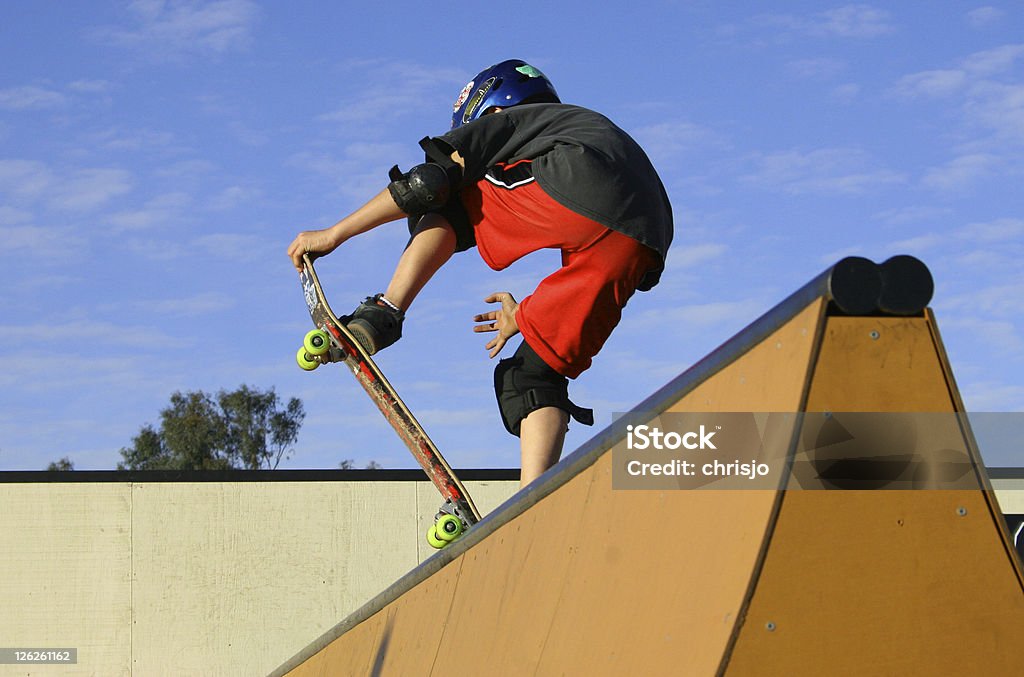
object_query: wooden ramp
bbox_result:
[272,257,1024,677]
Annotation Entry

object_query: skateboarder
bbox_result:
[288,59,673,487]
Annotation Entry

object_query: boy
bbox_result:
[288,59,673,487]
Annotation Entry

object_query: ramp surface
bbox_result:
[272,257,1024,676]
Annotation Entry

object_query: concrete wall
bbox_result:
[993,481,1024,513]
[0,476,519,677]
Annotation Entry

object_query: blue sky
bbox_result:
[1,1,1022,471]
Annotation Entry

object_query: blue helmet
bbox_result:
[451,59,560,129]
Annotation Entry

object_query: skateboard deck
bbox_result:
[296,255,480,548]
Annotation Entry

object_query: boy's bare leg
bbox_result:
[518,406,570,488]
[384,213,456,311]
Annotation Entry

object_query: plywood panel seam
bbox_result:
[800,303,838,415]
[129,481,136,675]
[531,470,599,675]
[982,490,1024,592]
[427,554,468,676]
[715,490,789,677]
[719,304,825,676]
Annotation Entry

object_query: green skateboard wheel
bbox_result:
[426,525,447,549]
[296,346,319,371]
[435,514,463,542]
[303,329,331,356]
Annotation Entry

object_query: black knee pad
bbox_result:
[493,342,594,437]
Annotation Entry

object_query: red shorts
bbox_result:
[460,166,658,378]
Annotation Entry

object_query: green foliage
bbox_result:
[46,457,75,471]
[339,459,383,469]
[118,385,305,471]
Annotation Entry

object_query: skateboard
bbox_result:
[295,254,481,548]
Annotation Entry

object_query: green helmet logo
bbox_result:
[515,65,545,79]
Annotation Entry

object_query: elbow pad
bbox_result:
[387,162,451,215]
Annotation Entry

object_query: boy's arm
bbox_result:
[287,151,464,272]
[287,188,405,271]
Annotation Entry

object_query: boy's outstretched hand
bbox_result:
[474,292,520,358]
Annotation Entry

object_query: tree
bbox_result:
[219,385,305,470]
[47,457,75,471]
[118,385,305,470]
[339,459,383,469]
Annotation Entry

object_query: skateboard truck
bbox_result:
[296,328,343,371]
[427,500,471,549]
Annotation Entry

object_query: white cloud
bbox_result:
[0,159,53,202]
[317,60,464,127]
[288,141,411,202]
[963,44,1024,76]
[0,205,32,225]
[632,120,728,167]
[0,224,87,259]
[0,85,66,111]
[967,6,1005,29]
[961,382,1024,412]
[902,218,1024,276]
[945,317,1023,355]
[884,234,946,255]
[920,153,1000,192]
[118,237,186,261]
[818,245,867,265]
[0,80,116,114]
[90,127,178,152]
[0,320,188,351]
[892,44,1024,99]
[67,79,115,94]
[739,4,895,42]
[664,243,728,271]
[873,205,952,226]
[814,4,895,38]
[51,168,134,212]
[892,70,968,98]
[957,283,1024,318]
[108,191,191,231]
[743,147,905,195]
[0,161,134,213]
[831,83,861,103]
[633,299,766,332]
[193,232,274,263]
[226,121,269,147]
[112,292,236,317]
[787,58,846,80]
[209,184,261,210]
[157,159,218,180]
[892,44,1024,146]
[94,0,260,58]
[416,407,495,429]
[965,81,1024,145]
[961,217,1024,243]
[0,353,144,399]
